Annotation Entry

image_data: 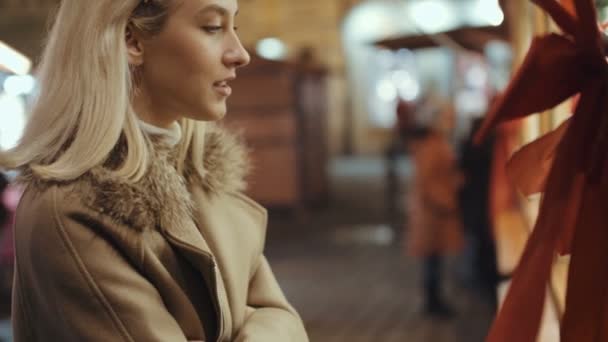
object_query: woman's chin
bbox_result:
[211,103,228,120]
[207,108,227,121]
[188,105,227,122]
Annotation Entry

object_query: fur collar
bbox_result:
[20,124,250,232]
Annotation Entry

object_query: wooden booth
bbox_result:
[223,54,329,210]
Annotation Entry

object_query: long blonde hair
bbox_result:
[0,0,205,182]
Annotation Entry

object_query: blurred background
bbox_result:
[2,0,608,341]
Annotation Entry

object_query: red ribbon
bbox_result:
[475,0,608,341]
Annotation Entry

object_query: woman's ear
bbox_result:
[126,25,144,66]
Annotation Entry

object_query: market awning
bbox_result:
[373,24,508,53]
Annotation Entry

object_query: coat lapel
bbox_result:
[161,218,230,341]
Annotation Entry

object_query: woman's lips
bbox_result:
[213,81,232,97]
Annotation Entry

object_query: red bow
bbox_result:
[476,0,608,341]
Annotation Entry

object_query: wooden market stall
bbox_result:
[223,53,329,210]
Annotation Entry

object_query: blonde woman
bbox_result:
[1,0,308,341]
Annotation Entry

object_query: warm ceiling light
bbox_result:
[473,0,504,26]
[0,41,32,75]
[409,0,454,33]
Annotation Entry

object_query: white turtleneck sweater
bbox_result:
[138,120,182,147]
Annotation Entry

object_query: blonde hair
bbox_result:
[0,0,206,182]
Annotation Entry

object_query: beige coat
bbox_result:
[11,126,308,342]
[406,133,464,257]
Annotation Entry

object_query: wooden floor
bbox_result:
[265,157,495,342]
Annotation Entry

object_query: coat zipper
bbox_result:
[209,259,225,342]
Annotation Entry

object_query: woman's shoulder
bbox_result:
[15,182,118,235]
[14,183,95,255]
[226,191,267,226]
[15,181,146,265]
[17,182,81,221]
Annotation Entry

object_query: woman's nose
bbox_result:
[224,35,250,69]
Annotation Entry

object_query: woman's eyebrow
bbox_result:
[196,4,239,18]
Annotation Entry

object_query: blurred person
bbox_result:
[0,173,21,319]
[0,173,10,305]
[406,123,464,317]
[0,0,308,341]
[386,97,416,229]
[395,97,416,144]
[459,117,498,305]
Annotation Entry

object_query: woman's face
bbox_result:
[135,0,250,125]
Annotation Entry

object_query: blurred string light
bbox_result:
[376,78,398,102]
[473,0,504,26]
[391,70,420,101]
[0,41,31,75]
[456,89,488,117]
[256,38,287,61]
[376,70,420,103]
[3,74,36,96]
[485,41,512,90]
[465,64,487,89]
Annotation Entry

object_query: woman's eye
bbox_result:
[203,26,223,33]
